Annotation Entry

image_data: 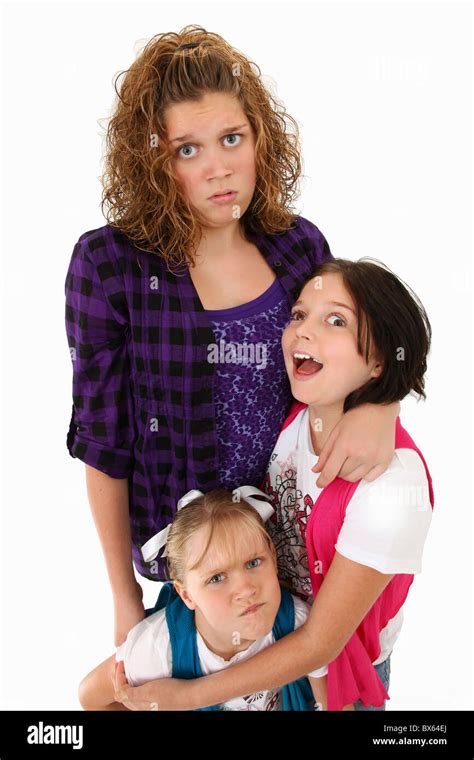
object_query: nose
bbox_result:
[233,574,258,603]
[295,320,314,340]
[204,147,233,181]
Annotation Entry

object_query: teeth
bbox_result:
[293,352,323,364]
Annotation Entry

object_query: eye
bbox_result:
[208,573,225,585]
[327,313,346,327]
[175,133,242,159]
[176,144,198,159]
[290,310,305,321]
[247,558,262,569]
[223,133,242,147]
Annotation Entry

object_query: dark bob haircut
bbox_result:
[299,258,432,413]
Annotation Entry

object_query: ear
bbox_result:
[370,360,383,380]
[173,580,197,611]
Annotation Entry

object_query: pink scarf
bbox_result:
[282,401,434,710]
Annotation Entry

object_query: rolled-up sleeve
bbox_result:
[65,236,136,479]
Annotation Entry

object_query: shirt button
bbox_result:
[274,260,282,267]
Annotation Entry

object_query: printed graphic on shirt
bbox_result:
[262,454,313,601]
[223,689,281,711]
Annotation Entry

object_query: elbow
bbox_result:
[78,674,96,711]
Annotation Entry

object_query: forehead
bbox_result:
[301,272,355,309]
[185,520,269,574]
[164,92,247,132]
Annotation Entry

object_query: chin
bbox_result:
[289,382,319,405]
[241,619,273,640]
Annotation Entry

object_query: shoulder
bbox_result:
[351,447,431,506]
[115,608,171,686]
[69,224,135,272]
[116,608,170,657]
[248,215,332,266]
[66,224,139,313]
[336,448,433,574]
[291,215,332,262]
[291,592,312,628]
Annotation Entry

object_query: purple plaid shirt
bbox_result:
[64,215,332,581]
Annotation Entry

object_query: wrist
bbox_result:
[187,677,204,710]
[112,577,143,602]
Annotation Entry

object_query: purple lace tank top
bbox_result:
[205,277,294,490]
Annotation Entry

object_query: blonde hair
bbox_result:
[166,488,277,584]
[100,24,302,272]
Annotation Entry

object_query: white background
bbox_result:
[1,0,472,710]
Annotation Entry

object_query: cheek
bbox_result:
[281,324,294,350]
[172,164,195,198]
[239,146,256,179]
[328,335,358,362]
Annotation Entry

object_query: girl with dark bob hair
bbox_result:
[114,258,434,710]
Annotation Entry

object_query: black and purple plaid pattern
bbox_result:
[65,215,332,580]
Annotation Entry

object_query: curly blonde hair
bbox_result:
[100,24,302,271]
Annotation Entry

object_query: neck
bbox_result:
[194,219,247,264]
[194,609,254,661]
[308,403,344,456]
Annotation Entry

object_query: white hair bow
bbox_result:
[140,485,274,563]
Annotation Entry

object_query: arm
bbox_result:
[308,675,355,711]
[78,654,131,711]
[308,675,327,711]
[85,465,144,646]
[313,401,400,488]
[115,552,393,710]
[65,237,142,645]
[184,553,393,708]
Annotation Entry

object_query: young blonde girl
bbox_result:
[65,25,400,651]
[78,487,330,711]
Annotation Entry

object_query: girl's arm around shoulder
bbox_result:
[112,554,393,711]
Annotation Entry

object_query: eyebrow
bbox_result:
[199,550,265,578]
[169,123,249,146]
[292,299,356,315]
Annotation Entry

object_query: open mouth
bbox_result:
[292,352,324,377]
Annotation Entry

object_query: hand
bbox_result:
[113,660,192,711]
[113,580,145,647]
[312,402,399,488]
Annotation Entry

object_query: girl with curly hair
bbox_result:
[65,25,400,653]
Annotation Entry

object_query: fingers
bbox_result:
[314,449,348,488]
[322,460,388,484]
[311,426,340,474]
[113,660,128,703]
[338,463,370,482]
[355,464,388,483]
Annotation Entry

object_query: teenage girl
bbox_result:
[65,26,400,650]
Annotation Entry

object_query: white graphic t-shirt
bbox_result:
[263,406,432,665]
[116,591,327,711]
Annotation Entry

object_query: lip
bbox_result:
[240,603,265,616]
[290,354,324,382]
[208,190,237,204]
